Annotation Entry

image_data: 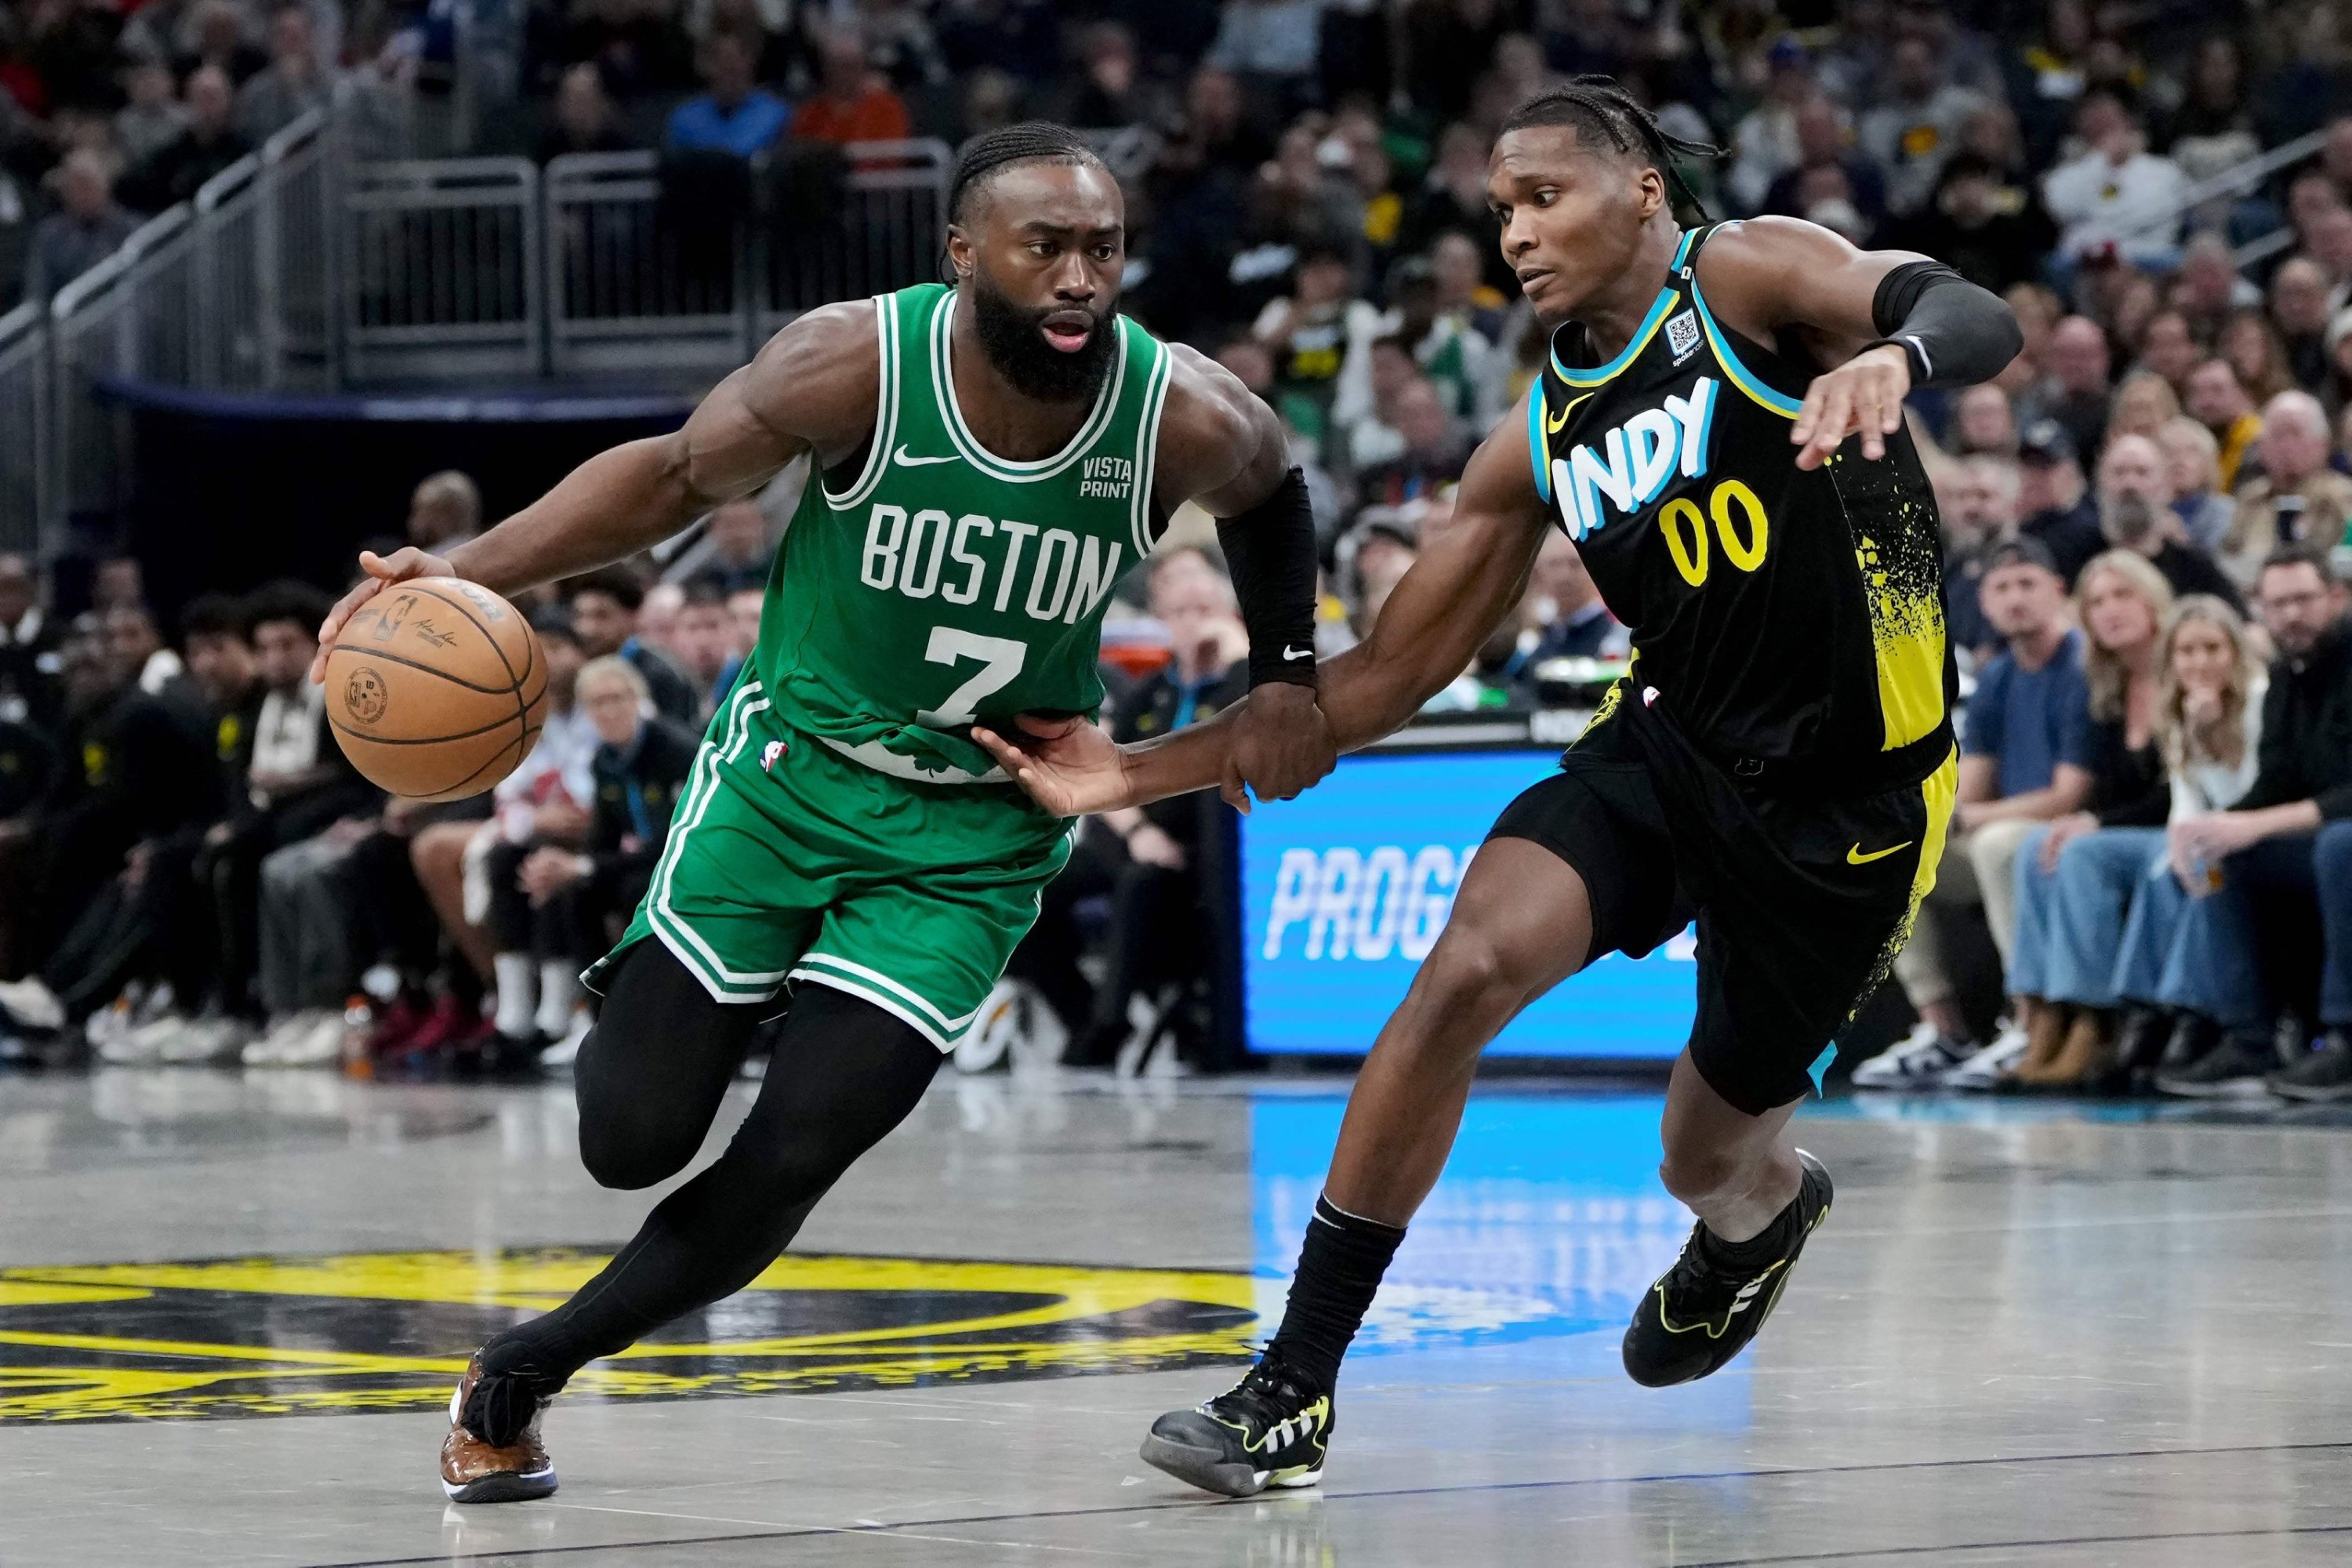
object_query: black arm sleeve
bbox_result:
[1867,261,2023,389]
[1214,466,1319,689]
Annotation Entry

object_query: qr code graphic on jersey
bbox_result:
[1666,310,1701,358]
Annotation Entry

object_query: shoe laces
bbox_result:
[1207,1351,1318,1433]
[1659,1233,1743,1320]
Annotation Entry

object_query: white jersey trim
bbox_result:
[796,950,981,1034]
[821,295,902,511]
[648,683,793,998]
[788,967,956,1051]
[1128,336,1173,561]
[932,293,1127,482]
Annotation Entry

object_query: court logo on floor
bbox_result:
[0,1248,1261,1424]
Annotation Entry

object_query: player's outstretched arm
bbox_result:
[1693,217,2020,471]
[1314,397,1552,749]
[978,394,1550,814]
[312,302,879,679]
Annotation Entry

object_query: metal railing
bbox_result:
[49,206,197,535]
[0,303,48,553]
[545,151,749,377]
[192,151,267,388]
[343,156,539,382]
[267,114,338,387]
[2119,128,2331,245]
[757,139,953,332]
[546,140,953,376]
[23,125,948,554]
[184,112,336,391]
[41,111,335,546]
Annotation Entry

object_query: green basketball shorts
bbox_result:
[586,679,1075,1049]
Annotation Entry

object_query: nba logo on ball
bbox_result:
[344,667,389,725]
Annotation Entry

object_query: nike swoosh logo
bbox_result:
[1545,392,1593,435]
[1283,644,1312,661]
[1846,840,1913,866]
[893,445,959,466]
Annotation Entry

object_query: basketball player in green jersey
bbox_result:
[310,124,1334,1503]
[977,80,2021,1497]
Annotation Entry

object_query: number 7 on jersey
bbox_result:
[916,625,1028,728]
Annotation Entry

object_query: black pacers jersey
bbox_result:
[1530,223,1955,785]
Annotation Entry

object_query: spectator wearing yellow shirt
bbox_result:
[2186,357,2265,492]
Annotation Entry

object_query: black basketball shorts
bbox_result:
[1488,684,1957,1116]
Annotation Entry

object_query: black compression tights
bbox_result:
[471,941,942,1443]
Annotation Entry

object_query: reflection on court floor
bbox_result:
[1250,1091,1754,1430]
[5,1091,1746,1428]
[0,1250,1261,1424]
[1254,1091,1693,1347]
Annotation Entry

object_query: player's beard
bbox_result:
[967,269,1116,405]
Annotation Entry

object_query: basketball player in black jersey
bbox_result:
[975,79,2020,1499]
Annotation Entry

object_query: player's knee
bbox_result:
[1414,931,1519,1019]
[579,1123,698,1190]
[1656,1137,1757,1210]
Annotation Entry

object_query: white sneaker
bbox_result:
[241,1011,321,1066]
[161,1016,252,1064]
[278,1011,348,1067]
[84,992,138,1055]
[540,1008,591,1070]
[1010,986,1068,1073]
[1944,1026,2030,1091]
[131,982,176,1029]
[0,975,64,1032]
[955,979,1023,1074]
[103,1010,190,1065]
[1850,1022,1973,1090]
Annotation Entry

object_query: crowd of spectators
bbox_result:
[0,470,731,1071]
[6,0,2352,1081]
[0,463,1281,1079]
[0,0,432,306]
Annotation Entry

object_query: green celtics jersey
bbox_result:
[753,282,1174,785]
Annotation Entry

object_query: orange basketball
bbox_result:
[324,576,547,801]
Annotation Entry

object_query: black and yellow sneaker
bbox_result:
[1622,1149,1833,1388]
[1140,1350,1333,1498]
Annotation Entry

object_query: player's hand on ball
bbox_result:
[971,714,1131,818]
[309,546,457,684]
[1227,683,1335,808]
[1791,343,1911,470]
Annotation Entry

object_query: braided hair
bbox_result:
[947,122,1108,227]
[1499,77,1721,219]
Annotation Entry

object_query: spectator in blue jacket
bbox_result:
[666,32,788,160]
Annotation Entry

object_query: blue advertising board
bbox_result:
[1238,749,1696,1058]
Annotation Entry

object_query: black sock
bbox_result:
[1698,1196,1800,1271]
[1266,1194,1406,1396]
